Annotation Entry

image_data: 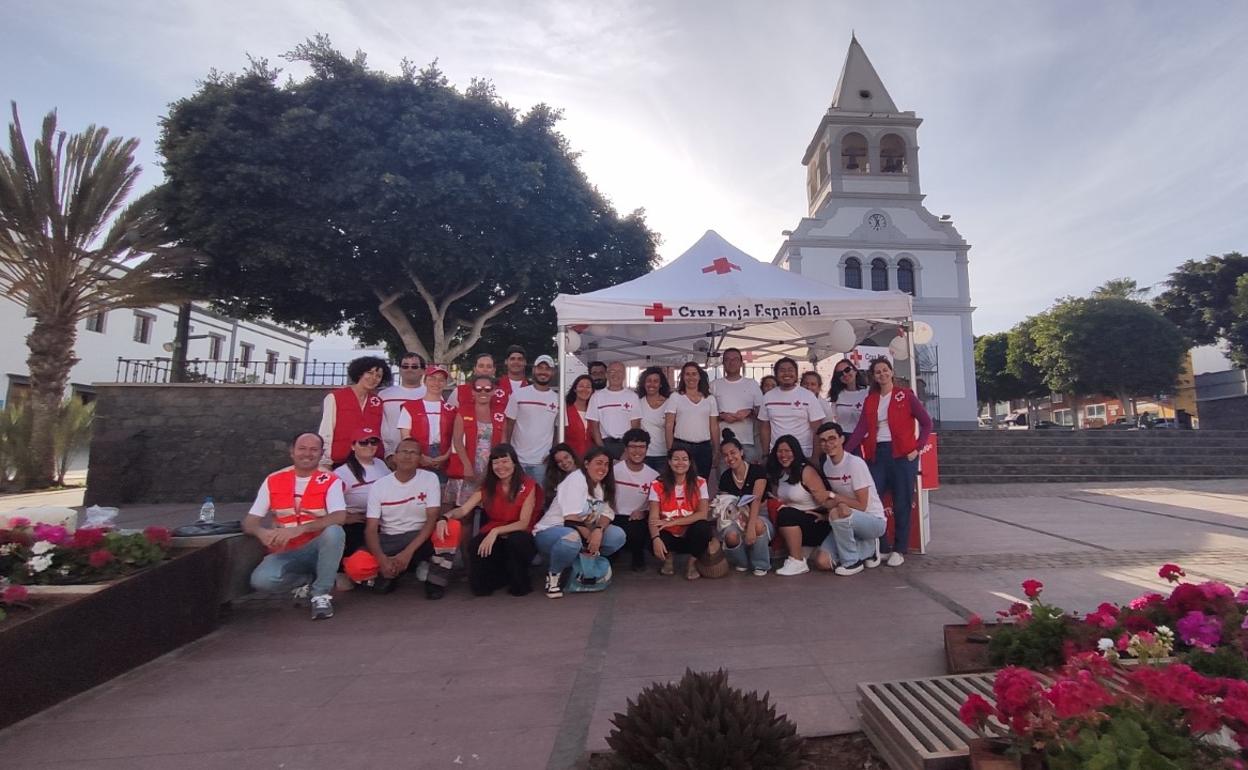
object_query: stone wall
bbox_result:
[85,384,327,505]
[1199,396,1248,430]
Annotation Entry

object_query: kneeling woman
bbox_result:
[648,446,724,580]
[532,446,626,598]
[769,435,833,576]
[717,429,773,575]
[442,444,540,597]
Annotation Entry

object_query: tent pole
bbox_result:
[557,324,567,442]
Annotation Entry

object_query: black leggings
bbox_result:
[468,530,537,597]
[611,514,650,563]
[659,519,715,558]
[775,507,830,546]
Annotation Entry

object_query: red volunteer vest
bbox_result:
[330,387,383,464]
[565,406,590,460]
[480,477,543,533]
[651,478,704,537]
[859,388,920,462]
[447,407,507,479]
[265,468,339,552]
[403,399,456,454]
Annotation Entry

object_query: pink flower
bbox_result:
[1022,579,1044,599]
[7,516,31,528]
[1116,633,1131,651]
[1159,563,1185,583]
[1,584,28,604]
[31,523,69,546]
[143,526,172,547]
[1176,611,1222,651]
[88,549,114,568]
[1085,602,1120,629]
[958,693,994,728]
[1236,587,1248,606]
[1198,581,1234,601]
[1129,592,1165,610]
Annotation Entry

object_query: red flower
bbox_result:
[71,527,105,549]
[958,693,995,728]
[88,549,114,568]
[1,584,28,604]
[1007,602,1032,621]
[1122,614,1156,633]
[1021,579,1044,599]
[1085,602,1120,629]
[1159,563,1185,583]
[143,526,172,547]
[967,613,983,630]
[1045,670,1114,719]
[1128,592,1165,610]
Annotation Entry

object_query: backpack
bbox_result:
[564,552,613,593]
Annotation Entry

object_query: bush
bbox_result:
[605,669,802,770]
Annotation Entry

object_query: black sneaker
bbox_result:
[834,561,865,576]
[367,577,395,594]
[544,573,563,599]
[425,583,445,600]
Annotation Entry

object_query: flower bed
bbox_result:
[1,518,171,589]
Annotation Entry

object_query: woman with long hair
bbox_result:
[331,427,390,560]
[664,361,719,480]
[635,366,671,472]
[532,446,626,598]
[563,374,594,460]
[447,374,506,506]
[717,428,772,575]
[768,434,833,576]
[648,445,723,580]
[542,443,581,509]
[845,357,932,567]
[829,360,869,434]
[442,444,540,597]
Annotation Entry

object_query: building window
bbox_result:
[208,334,225,361]
[288,357,301,381]
[816,145,828,185]
[265,350,279,376]
[870,258,889,291]
[1085,403,1106,421]
[239,342,254,367]
[840,132,868,173]
[880,134,908,173]
[133,312,154,344]
[85,311,107,333]
[1054,409,1072,426]
[897,258,915,295]
[1051,393,1064,404]
[843,257,863,289]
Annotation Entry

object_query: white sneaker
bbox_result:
[310,594,334,620]
[544,573,563,599]
[776,557,810,577]
[752,568,769,577]
[291,584,312,606]
[887,552,906,567]
[834,561,865,576]
[864,551,882,568]
[734,565,748,573]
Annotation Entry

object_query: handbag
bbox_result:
[564,552,613,593]
[710,494,752,534]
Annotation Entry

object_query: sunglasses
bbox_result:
[837,367,855,376]
[400,364,424,370]
[357,437,382,446]
[473,386,493,393]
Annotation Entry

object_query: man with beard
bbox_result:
[588,361,608,391]
[378,352,426,460]
[505,354,560,485]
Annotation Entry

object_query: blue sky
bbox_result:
[4,0,1247,343]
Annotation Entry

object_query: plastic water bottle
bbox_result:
[198,497,216,524]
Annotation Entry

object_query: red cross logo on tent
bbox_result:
[848,348,864,367]
[701,257,741,275]
[644,302,673,322]
[742,351,757,362]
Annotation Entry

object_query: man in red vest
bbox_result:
[245,432,348,620]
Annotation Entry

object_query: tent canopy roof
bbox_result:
[552,231,912,366]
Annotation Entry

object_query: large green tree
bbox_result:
[1153,253,1248,367]
[974,332,1022,424]
[0,104,185,488]
[1030,297,1187,420]
[153,37,658,365]
[1003,318,1052,422]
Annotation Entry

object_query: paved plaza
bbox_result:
[2,478,1247,769]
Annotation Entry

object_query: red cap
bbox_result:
[426,364,450,378]
[351,426,380,443]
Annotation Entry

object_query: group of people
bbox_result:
[246,346,932,619]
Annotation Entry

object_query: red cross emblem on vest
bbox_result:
[644,302,673,322]
[315,473,331,484]
[701,257,741,275]
[417,492,427,502]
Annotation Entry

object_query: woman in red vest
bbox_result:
[563,374,594,460]
[844,357,932,567]
[318,355,391,467]
[398,365,455,481]
[647,445,724,580]
[447,374,507,506]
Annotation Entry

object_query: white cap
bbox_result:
[533,355,556,368]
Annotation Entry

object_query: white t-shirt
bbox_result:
[504,384,560,465]
[333,458,392,511]
[759,386,825,455]
[614,460,660,516]
[876,395,892,443]
[396,399,446,446]
[587,387,641,440]
[834,389,869,433]
[533,471,611,533]
[823,453,885,520]
[710,376,763,446]
[637,397,669,458]
[378,384,427,454]
[665,393,718,443]
[248,472,347,517]
[365,470,442,536]
[821,399,836,423]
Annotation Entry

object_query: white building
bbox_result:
[1,297,311,407]
[774,36,979,429]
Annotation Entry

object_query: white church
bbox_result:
[775,36,979,430]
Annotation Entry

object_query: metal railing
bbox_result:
[113,358,350,386]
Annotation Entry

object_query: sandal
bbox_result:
[685,561,701,581]
[660,556,675,576]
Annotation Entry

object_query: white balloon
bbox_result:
[889,336,910,361]
[565,330,581,353]
[586,324,612,337]
[912,321,934,345]
[827,319,857,353]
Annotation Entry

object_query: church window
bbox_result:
[881,134,908,174]
[870,258,889,291]
[844,257,862,289]
[897,258,915,295]
[841,132,868,173]
[816,149,828,185]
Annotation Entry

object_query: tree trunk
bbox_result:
[171,302,192,383]
[1118,391,1136,421]
[1068,392,1082,430]
[25,315,79,489]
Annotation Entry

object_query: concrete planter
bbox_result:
[944,623,999,675]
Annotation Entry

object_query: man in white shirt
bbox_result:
[587,361,641,460]
[758,357,826,458]
[378,352,427,460]
[814,423,886,576]
[245,432,348,620]
[613,428,660,571]
[505,354,559,485]
[711,348,764,464]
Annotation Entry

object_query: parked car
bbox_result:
[1033,420,1073,430]
[1147,418,1179,429]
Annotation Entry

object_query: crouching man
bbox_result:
[246,432,348,620]
[342,438,457,598]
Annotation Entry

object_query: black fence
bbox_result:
[113,358,350,386]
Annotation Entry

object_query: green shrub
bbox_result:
[987,604,1071,670]
[605,669,802,770]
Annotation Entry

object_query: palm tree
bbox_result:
[0,103,188,488]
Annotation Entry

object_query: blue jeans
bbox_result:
[869,442,918,554]
[250,524,346,596]
[721,516,774,571]
[819,511,886,565]
[535,524,626,575]
[521,463,546,488]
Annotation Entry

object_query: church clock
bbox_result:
[867,213,887,230]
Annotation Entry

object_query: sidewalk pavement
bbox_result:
[0,479,1245,769]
